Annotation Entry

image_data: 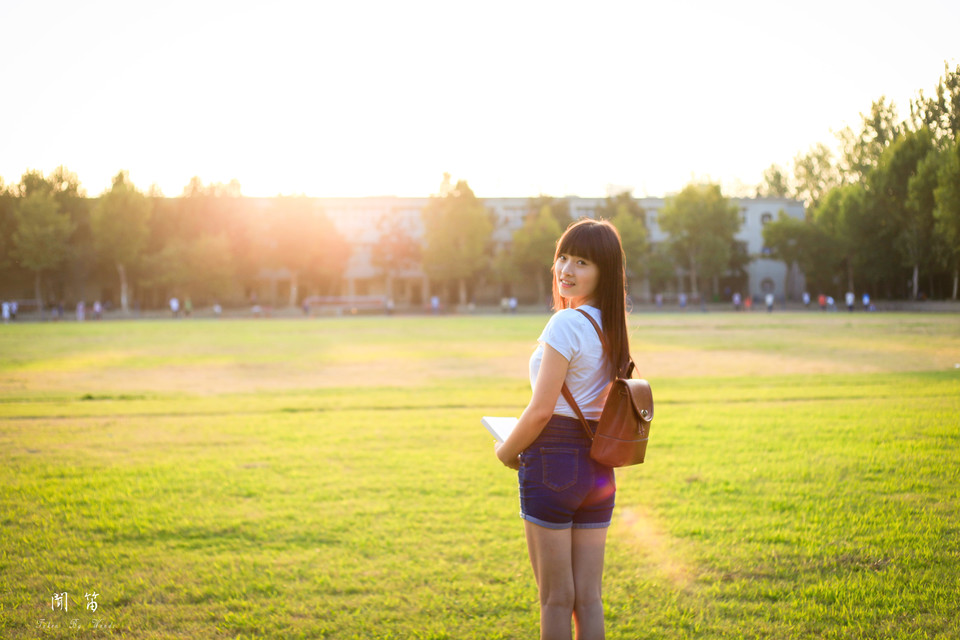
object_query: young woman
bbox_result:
[496,218,632,640]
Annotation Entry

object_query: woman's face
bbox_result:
[555,252,600,306]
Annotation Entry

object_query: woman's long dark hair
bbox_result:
[551,218,632,379]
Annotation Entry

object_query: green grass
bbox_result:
[1,313,959,639]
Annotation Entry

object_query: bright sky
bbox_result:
[1,0,957,199]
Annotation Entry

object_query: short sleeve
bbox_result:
[537,310,583,362]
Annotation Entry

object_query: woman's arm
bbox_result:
[495,344,570,470]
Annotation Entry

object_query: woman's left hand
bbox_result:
[495,442,521,470]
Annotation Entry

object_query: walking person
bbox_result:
[495,218,632,640]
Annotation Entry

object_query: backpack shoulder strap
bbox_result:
[561,382,595,440]
[575,307,636,379]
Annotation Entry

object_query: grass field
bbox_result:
[1,312,959,639]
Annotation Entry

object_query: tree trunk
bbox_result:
[289,271,299,307]
[35,271,44,320]
[783,263,791,302]
[458,278,467,306]
[912,265,919,299]
[117,262,129,314]
[385,270,394,303]
[846,260,854,294]
[535,274,546,308]
[688,253,699,298]
[953,268,958,300]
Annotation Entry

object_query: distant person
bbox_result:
[169,297,180,318]
[802,291,811,308]
[76,301,85,322]
[655,292,663,309]
[765,292,774,313]
[818,293,827,311]
[509,297,518,314]
[213,303,222,318]
[678,292,687,309]
[430,295,440,315]
[184,297,193,317]
[732,291,742,311]
[845,291,855,312]
[1,301,9,324]
[744,295,753,311]
[495,219,629,640]
[862,293,871,311]
[10,300,17,320]
[826,295,836,311]
[93,300,102,320]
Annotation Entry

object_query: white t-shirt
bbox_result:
[529,305,610,420]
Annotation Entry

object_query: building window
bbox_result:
[761,212,773,225]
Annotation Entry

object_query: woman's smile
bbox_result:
[555,253,598,304]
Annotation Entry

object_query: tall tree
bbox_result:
[836,97,902,183]
[612,210,649,293]
[0,178,18,276]
[757,163,792,198]
[268,196,348,305]
[934,137,960,298]
[645,243,676,298]
[910,62,960,145]
[527,195,572,230]
[906,140,945,298]
[814,183,866,293]
[140,233,235,305]
[658,183,740,298]
[595,191,644,222]
[761,211,806,299]
[372,211,421,303]
[596,192,648,292]
[12,191,76,316]
[421,178,493,305]
[793,142,842,214]
[90,171,152,313]
[510,204,563,304]
[870,128,937,298]
[13,167,89,296]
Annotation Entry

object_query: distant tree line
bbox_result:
[759,62,960,300]
[1,166,753,312]
[0,173,350,314]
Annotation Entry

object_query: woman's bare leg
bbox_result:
[571,527,607,640]
[525,520,575,640]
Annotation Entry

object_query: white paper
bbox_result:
[481,416,518,443]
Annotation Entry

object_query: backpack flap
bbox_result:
[625,378,653,431]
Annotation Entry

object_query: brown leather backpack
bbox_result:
[560,309,654,467]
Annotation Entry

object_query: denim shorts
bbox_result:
[518,415,616,530]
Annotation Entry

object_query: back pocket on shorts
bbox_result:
[540,447,578,492]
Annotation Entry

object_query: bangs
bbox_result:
[555,223,604,263]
